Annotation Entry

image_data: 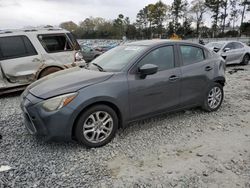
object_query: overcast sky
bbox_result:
[0,0,171,29]
[0,0,249,30]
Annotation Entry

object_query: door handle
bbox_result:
[205,66,213,71]
[169,75,179,81]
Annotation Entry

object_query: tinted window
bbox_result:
[38,34,72,53]
[233,42,244,49]
[138,46,175,71]
[0,36,37,60]
[224,42,234,50]
[180,45,205,66]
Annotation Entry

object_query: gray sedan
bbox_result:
[206,41,250,65]
[21,40,226,148]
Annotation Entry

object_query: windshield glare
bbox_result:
[206,42,225,49]
[89,45,146,72]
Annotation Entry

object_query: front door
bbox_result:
[0,35,42,84]
[128,45,181,119]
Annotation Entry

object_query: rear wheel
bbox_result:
[241,54,250,65]
[202,83,224,112]
[38,67,62,79]
[75,105,118,148]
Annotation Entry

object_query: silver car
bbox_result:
[206,41,250,65]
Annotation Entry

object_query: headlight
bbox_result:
[42,93,77,112]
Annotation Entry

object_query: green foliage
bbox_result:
[171,0,188,31]
[58,0,250,39]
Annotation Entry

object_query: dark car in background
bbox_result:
[21,40,226,148]
[80,45,102,62]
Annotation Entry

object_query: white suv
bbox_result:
[0,27,85,94]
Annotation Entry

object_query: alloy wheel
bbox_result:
[208,86,222,109]
[83,111,113,144]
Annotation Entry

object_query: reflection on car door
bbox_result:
[178,45,214,106]
[128,45,181,119]
[0,35,42,83]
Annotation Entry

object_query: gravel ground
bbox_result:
[0,64,250,188]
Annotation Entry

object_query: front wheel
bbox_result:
[75,105,118,148]
[202,83,224,112]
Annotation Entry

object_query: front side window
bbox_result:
[224,42,235,50]
[38,34,72,53]
[137,46,175,71]
[0,36,37,60]
[180,45,205,66]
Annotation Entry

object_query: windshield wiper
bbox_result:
[92,63,105,72]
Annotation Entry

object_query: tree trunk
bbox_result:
[240,1,246,37]
[222,0,228,35]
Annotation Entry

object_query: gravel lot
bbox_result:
[0,64,250,187]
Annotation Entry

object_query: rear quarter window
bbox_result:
[0,35,37,60]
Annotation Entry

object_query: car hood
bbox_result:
[28,67,114,99]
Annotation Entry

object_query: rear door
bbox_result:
[0,35,42,83]
[128,45,182,119]
[232,42,245,62]
[178,44,214,107]
[221,42,243,64]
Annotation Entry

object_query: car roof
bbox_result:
[0,27,69,37]
[208,41,243,44]
[126,39,201,47]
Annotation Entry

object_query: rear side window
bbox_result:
[180,45,205,66]
[233,42,244,49]
[38,34,73,53]
[0,36,37,60]
[138,46,175,71]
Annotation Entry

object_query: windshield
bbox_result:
[88,45,146,72]
[206,42,225,49]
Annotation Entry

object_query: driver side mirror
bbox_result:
[223,47,231,52]
[138,64,158,79]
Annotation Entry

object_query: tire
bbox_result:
[241,54,250,65]
[202,83,224,112]
[38,67,62,79]
[74,105,118,148]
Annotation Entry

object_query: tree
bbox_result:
[190,0,207,37]
[240,22,250,36]
[59,21,78,32]
[171,0,188,32]
[229,0,240,31]
[205,0,222,37]
[220,0,229,34]
[239,0,250,36]
[151,1,169,38]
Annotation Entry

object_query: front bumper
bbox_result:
[20,92,75,141]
